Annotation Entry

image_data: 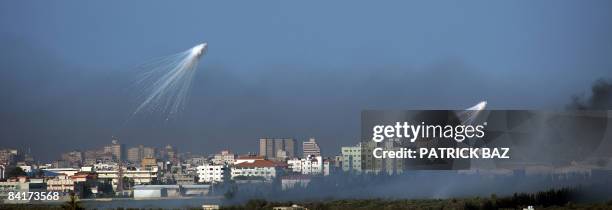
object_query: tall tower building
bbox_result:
[143,147,157,158]
[61,150,83,167]
[302,138,321,157]
[127,145,144,165]
[164,145,178,164]
[259,138,296,159]
[284,139,296,158]
[109,138,125,162]
[260,139,274,159]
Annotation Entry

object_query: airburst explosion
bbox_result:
[132,43,207,118]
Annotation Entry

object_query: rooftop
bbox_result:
[235,160,277,168]
[236,155,265,160]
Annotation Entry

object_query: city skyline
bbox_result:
[1,137,337,163]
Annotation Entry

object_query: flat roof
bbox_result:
[134,185,180,190]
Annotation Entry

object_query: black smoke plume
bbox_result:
[568,78,612,110]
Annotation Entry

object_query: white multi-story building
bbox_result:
[231,160,280,181]
[287,159,302,173]
[196,164,228,183]
[287,155,329,176]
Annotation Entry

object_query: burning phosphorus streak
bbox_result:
[466,101,487,111]
[132,43,208,118]
[458,101,487,125]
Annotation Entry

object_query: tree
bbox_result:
[122,176,135,190]
[6,167,26,178]
[62,192,84,210]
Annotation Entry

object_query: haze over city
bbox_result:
[2,1,612,161]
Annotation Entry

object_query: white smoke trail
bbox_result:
[458,101,487,125]
[454,101,488,146]
[132,43,207,118]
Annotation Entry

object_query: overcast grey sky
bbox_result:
[1,0,611,161]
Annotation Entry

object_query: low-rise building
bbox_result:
[46,172,109,198]
[96,168,158,190]
[231,160,280,181]
[211,150,235,165]
[133,185,180,199]
[46,174,74,192]
[234,155,265,165]
[43,168,80,176]
[287,155,329,176]
[182,184,210,196]
[0,177,46,201]
[341,144,362,172]
[174,173,197,185]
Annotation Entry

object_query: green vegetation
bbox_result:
[5,166,27,178]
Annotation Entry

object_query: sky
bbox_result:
[1,0,612,161]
